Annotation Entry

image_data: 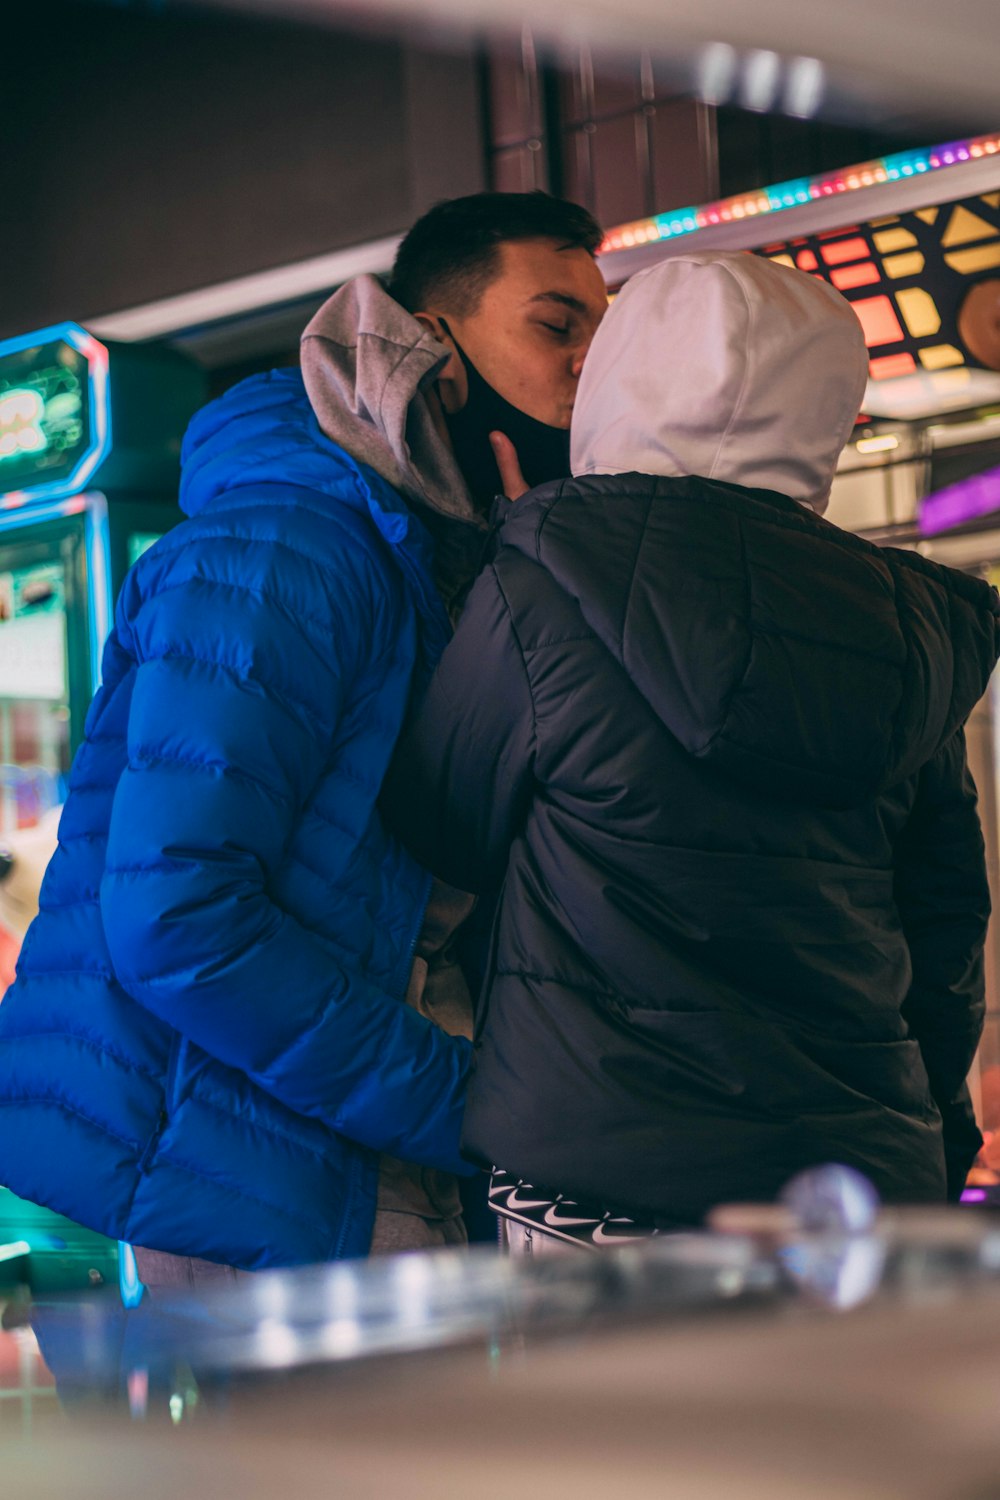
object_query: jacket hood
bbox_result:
[179,366,433,559]
[571,251,869,515]
[502,476,1000,805]
[301,274,483,527]
[301,275,489,615]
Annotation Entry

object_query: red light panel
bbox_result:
[852,295,905,347]
[869,352,918,379]
[830,262,881,291]
[821,237,871,267]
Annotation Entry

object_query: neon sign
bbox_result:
[0,323,111,507]
[918,463,1000,535]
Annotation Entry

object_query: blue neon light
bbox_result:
[118,1241,145,1309]
[0,495,86,535]
[0,322,112,508]
[83,492,113,692]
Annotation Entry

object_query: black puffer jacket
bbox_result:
[384,475,1000,1221]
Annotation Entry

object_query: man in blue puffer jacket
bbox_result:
[0,192,607,1276]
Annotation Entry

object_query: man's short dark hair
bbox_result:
[388,192,604,316]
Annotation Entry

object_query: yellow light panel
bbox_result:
[919,344,965,370]
[945,243,1000,274]
[870,216,900,227]
[873,228,918,253]
[941,204,998,246]
[984,193,1000,209]
[895,288,941,338]
[884,251,926,279]
[768,254,796,268]
[915,208,939,225]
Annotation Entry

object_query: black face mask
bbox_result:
[441,321,572,505]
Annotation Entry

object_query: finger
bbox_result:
[490,431,530,501]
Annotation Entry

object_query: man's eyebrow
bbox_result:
[525,291,591,315]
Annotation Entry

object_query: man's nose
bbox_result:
[570,343,590,379]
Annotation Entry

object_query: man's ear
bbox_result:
[413,311,467,414]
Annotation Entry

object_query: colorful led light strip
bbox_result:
[0,322,112,507]
[918,462,1000,536]
[598,130,1000,255]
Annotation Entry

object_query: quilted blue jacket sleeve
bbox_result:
[100,521,473,1175]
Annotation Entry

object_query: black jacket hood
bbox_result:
[501,473,1000,808]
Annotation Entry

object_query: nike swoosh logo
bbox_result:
[591,1220,654,1246]
[502,1188,552,1211]
[543,1205,598,1228]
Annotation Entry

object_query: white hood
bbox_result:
[571,250,869,515]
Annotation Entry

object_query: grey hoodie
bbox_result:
[301,274,488,614]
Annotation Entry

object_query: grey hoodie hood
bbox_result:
[301,274,482,523]
[571,250,869,515]
[301,276,490,614]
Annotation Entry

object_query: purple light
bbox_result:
[961,1188,988,1203]
[919,464,1000,536]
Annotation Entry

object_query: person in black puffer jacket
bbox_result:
[382,250,1000,1230]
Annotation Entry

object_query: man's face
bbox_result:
[428,238,608,429]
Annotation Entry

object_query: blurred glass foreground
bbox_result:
[5,1192,1000,1497]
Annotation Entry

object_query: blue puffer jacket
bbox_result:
[0,368,473,1268]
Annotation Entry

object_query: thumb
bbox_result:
[490,431,530,501]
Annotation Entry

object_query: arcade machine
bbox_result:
[596,129,1000,1196]
[0,322,204,1294]
[598,129,1000,427]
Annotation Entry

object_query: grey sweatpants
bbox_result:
[133,1246,254,1292]
[133,1210,467,1293]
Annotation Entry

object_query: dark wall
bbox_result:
[715,108,930,199]
[485,47,718,225]
[483,39,938,234]
[0,3,485,336]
